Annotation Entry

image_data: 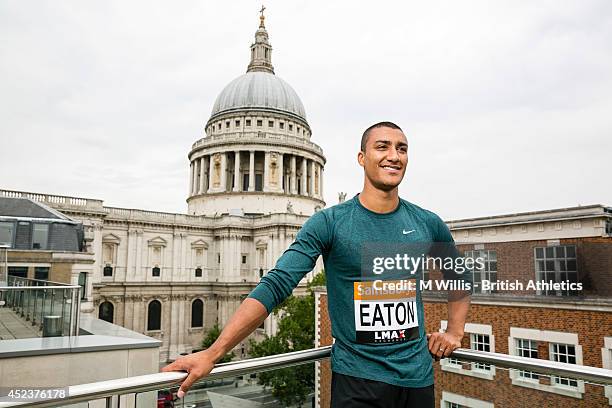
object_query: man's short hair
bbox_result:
[360,121,404,152]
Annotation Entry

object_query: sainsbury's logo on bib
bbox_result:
[353,279,419,344]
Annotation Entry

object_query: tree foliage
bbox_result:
[249,270,325,407]
[201,324,234,363]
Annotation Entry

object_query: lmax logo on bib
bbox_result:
[353,280,419,343]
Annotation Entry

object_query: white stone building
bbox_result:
[0,14,326,362]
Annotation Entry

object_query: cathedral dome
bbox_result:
[210,72,307,121]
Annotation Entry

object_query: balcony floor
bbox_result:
[0,307,41,340]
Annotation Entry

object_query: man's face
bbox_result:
[358,127,408,191]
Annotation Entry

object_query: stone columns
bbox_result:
[320,164,324,200]
[309,160,315,197]
[264,151,270,192]
[278,153,284,192]
[233,151,241,192]
[199,157,206,194]
[248,150,255,192]
[301,158,307,196]
[189,162,194,195]
[290,155,297,194]
[208,155,215,193]
[191,161,198,196]
[220,152,227,192]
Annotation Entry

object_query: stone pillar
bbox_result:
[178,297,186,354]
[248,150,255,192]
[320,164,324,200]
[290,155,297,194]
[264,151,270,192]
[126,230,134,281]
[208,154,215,193]
[135,230,143,280]
[301,158,307,196]
[189,162,194,196]
[278,153,284,192]
[199,157,206,194]
[233,151,241,192]
[309,160,315,197]
[192,161,199,196]
[220,152,227,192]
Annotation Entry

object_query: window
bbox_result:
[289,124,293,131]
[34,267,49,281]
[243,173,249,191]
[465,250,497,294]
[103,265,113,277]
[279,122,284,129]
[268,120,274,128]
[152,266,161,277]
[242,255,247,264]
[99,301,114,323]
[32,223,48,249]
[534,245,577,295]
[246,119,251,127]
[550,343,578,388]
[441,392,493,408]
[78,272,87,300]
[256,119,262,127]
[8,266,27,278]
[225,121,230,129]
[255,174,263,191]
[606,220,612,235]
[191,299,203,328]
[235,120,240,127]
[441,321,495,379]
[516,338,539,380]
[0,221,14,247]
[510,328,584,397]
[471,334,491,371]
[195,267,202,277]
[147,300,161,331]
[217,253,221,264]
[217,123,221,130]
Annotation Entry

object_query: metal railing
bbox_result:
[2,345,611,407]
[0,276,81,338]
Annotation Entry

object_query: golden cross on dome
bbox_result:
[259,5,266,27]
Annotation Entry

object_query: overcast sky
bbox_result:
[1,1,611,220]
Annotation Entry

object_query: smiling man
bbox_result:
[162,121,471,407]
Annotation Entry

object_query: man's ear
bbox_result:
[357,151,365,168]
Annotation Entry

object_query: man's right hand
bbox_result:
[161,349,216,398]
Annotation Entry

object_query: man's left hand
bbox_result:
[426,332,462,360]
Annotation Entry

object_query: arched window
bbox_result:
[191,299,204,328]
[147,300,161,331]
[152,266,160,277]
[99,301,114,323]
[195,267,202,278]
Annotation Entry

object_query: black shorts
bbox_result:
[330,372,434,408]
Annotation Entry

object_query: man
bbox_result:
[162,122,471,407]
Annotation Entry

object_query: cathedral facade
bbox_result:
[13,14,325,362]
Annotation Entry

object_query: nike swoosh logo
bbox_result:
[402,229,415,234]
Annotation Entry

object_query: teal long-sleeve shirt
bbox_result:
[248,194,470,387]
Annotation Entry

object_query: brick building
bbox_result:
[315,204,612,407]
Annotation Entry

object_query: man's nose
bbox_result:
[387,148,400,162]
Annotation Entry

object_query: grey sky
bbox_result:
[1,1,611,220]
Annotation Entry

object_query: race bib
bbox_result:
[354,279,420,343]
